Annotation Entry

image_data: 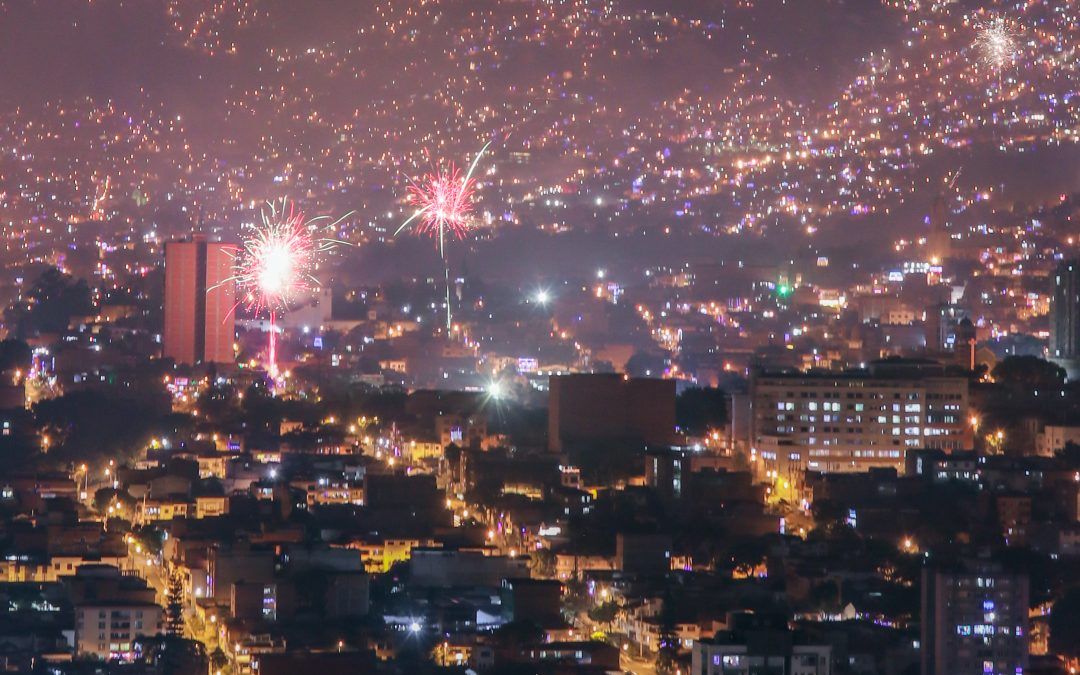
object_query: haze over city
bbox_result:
[0,1,1077,675]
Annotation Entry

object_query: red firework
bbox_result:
[233,201,319,315]
[405,163,479,243]
[214,198,352,381]
[395,142,490,330]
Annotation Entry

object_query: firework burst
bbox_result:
[396,142,491,329]
[218,199,352,379]
[405,165,479,245]
[397,141,490,250]
[974,17,1019,72]
[235,204,316,314]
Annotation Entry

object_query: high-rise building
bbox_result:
[921,559,1029,675]
[547,374,676,453]
[1050,259,1080,365]
[927,190,952,264]
[163,237,235,365]
[747,361,970,483]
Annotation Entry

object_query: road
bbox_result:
[621,652,657,675]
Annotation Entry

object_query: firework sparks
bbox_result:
[218,199,352,379]
[974,17,1019,72]
[234,204,316,314]
[397,141,490,251]
[404,165,478,245]
[396,142,491,329]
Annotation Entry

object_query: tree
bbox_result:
[992,356,1066,390]
[811,498,850,535]
[93,487,136,515]
[135,635,207,675]
[563,578,592,614]
[492,620,545,656]
[588,600,620,631]
[529,548,556,578]
[625,351,667,378]
[675,387,728,436]
[164,571,185,637]
[808,580,842,613]
[0,339,30,372]
[1049,587,1080,661]
[1056,442,1080,464]
[655,586,679,674]
[32,386,182,466]
[727,537,769,578]
[209,647,228,673]
[5,268,92,338]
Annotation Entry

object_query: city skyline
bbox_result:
[0,2,1076,675]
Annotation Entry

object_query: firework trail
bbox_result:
[216,198,352,380]
[396,141,491,330]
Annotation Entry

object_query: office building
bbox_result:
[748,362,970,483]
[548,374,676,453]
[163,236,235,365]
[921,559,1029,675]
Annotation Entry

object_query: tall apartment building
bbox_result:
[548,374,676,453]
[1050,259,1080,378]
[163,237,235,365]
[921,559,1029,675]
[748,362,970,482]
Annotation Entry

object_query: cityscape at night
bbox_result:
[0,0,1077,673]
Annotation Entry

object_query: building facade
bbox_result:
[1035,425,1080,457]
[74,602,162,662]
[548,374,676,453]
[749,366,970,482]
[164,237,235,365]
[692,615,833,675]
[1051,259,1080,377]
[921,560,1029,675]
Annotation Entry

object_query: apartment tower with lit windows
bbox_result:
[747,361,971,484]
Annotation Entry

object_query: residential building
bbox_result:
[748,362,970,483]
[921,559,1029,675]
[75,603,162,662]
[163,236,235,365]
[692,614,832,675]
[548,374,676,453]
